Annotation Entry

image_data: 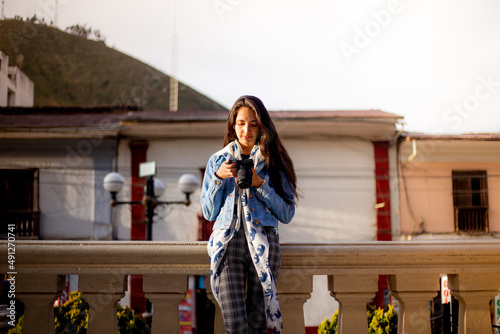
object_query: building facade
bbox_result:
[0,51,34,107]
[397,132,500,240]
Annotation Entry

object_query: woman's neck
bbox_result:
[240,143,253,155]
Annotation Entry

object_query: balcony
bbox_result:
[0,210,40,239]
[2,240,500,334]
[454,207,489,233]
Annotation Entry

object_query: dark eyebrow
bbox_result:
[236,119,258,123]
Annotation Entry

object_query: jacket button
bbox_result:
[251,208,255,212]
[255,221,259,225]
[249,194,253,198]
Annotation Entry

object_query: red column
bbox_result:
[128,141,149,313]
[374,141,392,241]
[373,141,392,308]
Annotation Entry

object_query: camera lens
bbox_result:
[237,166,252,189]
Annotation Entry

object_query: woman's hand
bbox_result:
[215,160,236,180]
[251,168,264,188]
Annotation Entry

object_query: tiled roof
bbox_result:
[121,109,403,122]
[0,106,137,129]
[0,105,140,115]
[401,132,500,141]
[0,107,403,129]
[3,107,499,140]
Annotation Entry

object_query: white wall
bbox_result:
[0,51,8,106]
[281,138,377,242]
[0,138,117,240]
[281,138,378,327]
[114,140,133,240]
[147,139,219,241]
[0,51,34,107]
[114,138,221,241]
[13,68,35,107]
[0,155,97,239]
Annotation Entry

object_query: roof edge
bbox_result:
[401,131,500,141]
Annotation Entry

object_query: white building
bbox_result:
[0,107,403,331]
[0,50,34,107]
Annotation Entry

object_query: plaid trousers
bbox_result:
[216,226,281,334]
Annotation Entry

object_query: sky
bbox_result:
[4,0,500,134]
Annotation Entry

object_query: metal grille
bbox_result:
[452,170,488,233]
[454,207,488,233]
[1,210,40,239]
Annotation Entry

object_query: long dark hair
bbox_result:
[224,95,298,205]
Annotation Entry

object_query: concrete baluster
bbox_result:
[448,273,500,334]
[388,274,440,334]
[79,273,127,334]
[143,274,189,334]
[17,274,64,334]
[276,269,313,334]
[328,274,378,334]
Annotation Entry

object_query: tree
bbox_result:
[65,24,92,39]
[64,24,106,43]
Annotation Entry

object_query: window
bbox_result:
[7,89,15,107]
[452,170,488,233]
[0,169,40,239]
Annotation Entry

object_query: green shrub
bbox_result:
[367,304,398,334]
[116,304,150,334]
[8,291,151,334]
[6,315,22,334]
[318,305,397,334]
[317,310,338,334]
[54,291,88,333]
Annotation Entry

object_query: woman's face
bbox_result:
[234,106,260,152]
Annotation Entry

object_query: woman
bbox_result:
[201,95,298,334]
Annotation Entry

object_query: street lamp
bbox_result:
[103,170,200,241]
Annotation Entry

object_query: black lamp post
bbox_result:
[103,171,199,241]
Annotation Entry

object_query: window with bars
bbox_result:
[452,170,488,233]
[0,168,40,239]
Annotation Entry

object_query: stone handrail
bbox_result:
[2,240,500,334]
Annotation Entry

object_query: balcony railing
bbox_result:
[454,207,489,233]
[0,210,40,239]
[1,240,500,334]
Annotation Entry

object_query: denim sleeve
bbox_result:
[255,172,295,224]
[200,154,227,221]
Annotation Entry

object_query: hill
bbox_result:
[0,19,227,111]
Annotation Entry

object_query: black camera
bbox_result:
[228,158,254,189]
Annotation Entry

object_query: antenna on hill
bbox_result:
[54,0,58,27]
[169,0,179,112]
[1,0,5,20]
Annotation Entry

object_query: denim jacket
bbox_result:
[201,146,295,230]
